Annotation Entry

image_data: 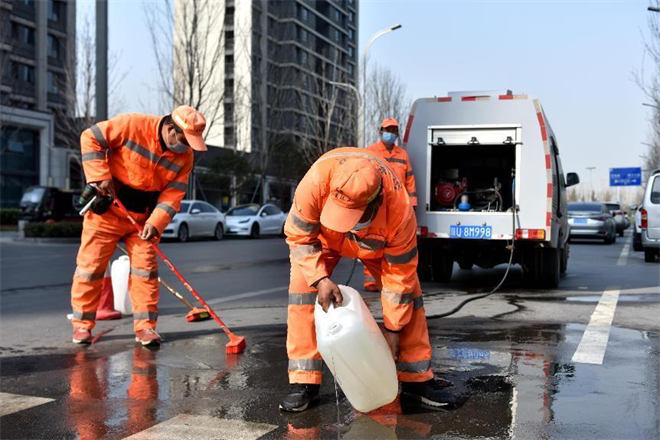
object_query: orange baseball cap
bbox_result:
[172,105,207,151]
[320,158,382,232]
[381,117,399,129]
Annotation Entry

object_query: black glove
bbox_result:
[91,194,113,215]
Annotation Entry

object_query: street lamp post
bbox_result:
[586,166,596,201]
[359,24,402,148]
[649,6,660,12]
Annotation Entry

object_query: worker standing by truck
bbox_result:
[280,147,453,412]
[361,117,417,291]
[70,106,207,346]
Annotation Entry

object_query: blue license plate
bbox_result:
[574,218,588,224]
[450,225,492,239]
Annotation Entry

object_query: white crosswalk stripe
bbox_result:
[0,392,54,417]
[122,415,277,440]
[572,288,621,365]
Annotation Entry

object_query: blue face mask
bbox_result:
[381,131,398,145]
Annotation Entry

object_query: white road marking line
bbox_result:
[0,392,54,417]
[616,236,632,266]
[572,288,621,365]
[123,415,277,440]
[206,286,287,306]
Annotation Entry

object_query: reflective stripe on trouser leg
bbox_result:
[361,259,382,289]
[71,220,121,330]
[124,232,160,332]
[397,278,433,382]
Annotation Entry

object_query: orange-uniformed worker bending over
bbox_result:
[70,106,207,346]
[279,147,453,412]
[361,117,417,292]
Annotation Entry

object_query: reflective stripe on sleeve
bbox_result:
[288,359,323,371]
[382,288,413,305]
[385,246,418,265]
[164,181,188,192]
[159,157,182,174]
[156,203,176,219]
[73,310,97,321]
[290,213,320,234]
[288,292,317,305]
[134,311,159,321]
[125,140,182,174]
[74,267,106,281]
[408,192,417,198]
[406,171,414,177]
[346,232,386,251]
[130,267,159,279]
[291,243,322,261]
[385,157,407,165]
[90,124,109,150]
[413,296,424,310]
[82,151,106,162]
[396,359,431,373]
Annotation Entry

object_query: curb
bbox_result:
[15,237,81,244]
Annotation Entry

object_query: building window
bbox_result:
[297,48,308,65]
[299,5,308,21]
[349,11,354,22]
[47,35,60,58]
[333,8,340,22]
[300,28,308,43]
[47,71,58,94]
[348,64,353,75]
[348,46,353,58]
[13,62,35,84]
[348,29,354,41]
[48,0,60,22]
[334,29,340,42]
[13,23,35,46]
[22,0,35,8]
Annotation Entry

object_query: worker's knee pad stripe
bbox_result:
[413,296,424,310]
[385,246,418,265]
[290,213,320,234]
[288,293,317,305]
[382,289,413,305]
[385,157,407,165]
[74,267,105,281]
[134,311,158,321]
[346,232,386,251]
[156,203,176,219]
[288,359,323,371]
[130,267,159,279]
[90,125,109,150]
[82,151,106,162]
[291,243,322,261]
[164,181,188,192]
[396,359,431,373]
[408,192,417,197]
[73,310,97,321]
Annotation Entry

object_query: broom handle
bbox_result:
[112,199,233,334]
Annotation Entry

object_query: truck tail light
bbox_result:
[516,229,546,240]
[417,226,428,237]
[641,208,648,229]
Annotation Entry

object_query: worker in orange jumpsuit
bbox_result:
[279,147,453,412]
[362,117,417,291]
[71,106,207,346]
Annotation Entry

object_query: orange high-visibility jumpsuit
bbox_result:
[71,113,192,332]
[284,147,433,385]
[362,140,417,290]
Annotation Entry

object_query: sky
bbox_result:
[78,0,656,195]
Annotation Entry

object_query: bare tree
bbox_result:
[364,62,411,146]
[636,1,660,178]
[145,0,226,142]
[297,51,358,166]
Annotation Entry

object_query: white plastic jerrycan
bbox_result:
[314,285,398,413]
[111,255,132,315]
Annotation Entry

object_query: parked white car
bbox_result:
[225,203,287,238]
[641,169,660,262]
[162,200,225,242]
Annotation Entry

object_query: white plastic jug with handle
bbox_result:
[111,255,131,315]
[314,285,398,413]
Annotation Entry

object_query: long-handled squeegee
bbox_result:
[111,198,246,354]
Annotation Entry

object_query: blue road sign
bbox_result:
[610,167,642,187]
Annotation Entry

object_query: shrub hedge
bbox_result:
[24,222,83,238]
[0,208,19,225]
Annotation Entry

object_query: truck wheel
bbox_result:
[618,229,624,237]
[541,248,560,288]
[417,244,432,282]
[431,249,453,283]
[633,233,643,252]
[644,249,657,263]
[560,244,569,274]
[459,262,474,270]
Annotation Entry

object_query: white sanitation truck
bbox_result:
[404,90,580,288]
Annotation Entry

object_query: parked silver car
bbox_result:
[568,202,617,244]
[161,200,226,242]
[641,169,660,262]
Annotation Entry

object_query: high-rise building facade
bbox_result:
[0,0,77,207]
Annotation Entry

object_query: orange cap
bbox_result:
[172,105,207,151]
[320,158,382,232]
[381,117,399,129]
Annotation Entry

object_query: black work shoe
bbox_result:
[279,383,320,412]
[401,379,456,409]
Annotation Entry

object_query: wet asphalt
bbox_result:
[0,232,659,439]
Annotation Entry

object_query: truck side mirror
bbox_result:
[566,172,580,187]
